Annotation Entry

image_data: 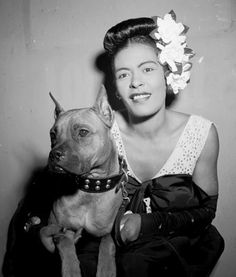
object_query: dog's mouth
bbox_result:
[48,163,67,174]
[48,162,91,178]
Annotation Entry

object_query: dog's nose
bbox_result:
[49,150,64,162]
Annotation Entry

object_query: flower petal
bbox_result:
[156,42,164,50]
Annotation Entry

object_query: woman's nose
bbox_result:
[129,73,143,89]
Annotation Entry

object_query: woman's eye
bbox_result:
[117,72,128,79]
[78,129,89,137]
[144,67,154,73]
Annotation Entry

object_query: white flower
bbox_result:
[158,41,186,72]
[150,11,194,94]
[166,71,191,94]
[156,14,185,44]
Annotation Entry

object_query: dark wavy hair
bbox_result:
[103,17,157,57]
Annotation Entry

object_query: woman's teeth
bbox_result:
[131,93,151,102]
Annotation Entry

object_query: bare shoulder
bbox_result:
[200,123,219,161]
[193,123,219,195]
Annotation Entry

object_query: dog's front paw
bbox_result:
[96,234,116,277]
[96,260,116,277]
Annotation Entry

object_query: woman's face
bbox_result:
[114,43,166,118]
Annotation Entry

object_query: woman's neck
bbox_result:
[123,107,169,139]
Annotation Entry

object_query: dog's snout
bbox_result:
[49,149,64,162]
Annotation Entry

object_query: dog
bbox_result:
[39,86,129,277]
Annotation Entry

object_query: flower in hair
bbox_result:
[156,40,186,72]
[166,70,191,94]
[150,10,194,94]
[153,12,186,44]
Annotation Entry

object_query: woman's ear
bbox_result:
[94,85,114,128]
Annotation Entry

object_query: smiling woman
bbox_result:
[101,11,224,277]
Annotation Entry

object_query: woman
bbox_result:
[102,11,224,276]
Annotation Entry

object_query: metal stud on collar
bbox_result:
[106,179,111,189]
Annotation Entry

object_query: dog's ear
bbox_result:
[94,85,114,128]
[49,92,64,119]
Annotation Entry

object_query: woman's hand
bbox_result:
[40,224,62,252]
[120,212,141,243]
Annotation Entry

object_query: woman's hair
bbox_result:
[103,17,157,57]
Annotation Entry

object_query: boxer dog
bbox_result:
[39,86,128,277]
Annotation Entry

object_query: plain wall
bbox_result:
[0,0,236,276]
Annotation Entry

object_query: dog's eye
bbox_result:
[78,129,89,137]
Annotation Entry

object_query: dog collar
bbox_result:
[72,157,128,193]
[73,172,125,193]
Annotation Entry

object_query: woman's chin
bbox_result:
[129,108,160,122]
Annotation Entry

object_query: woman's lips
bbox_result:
[130,93,151,103]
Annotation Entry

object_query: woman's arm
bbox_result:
[139,194,217,237]
[121,194,217,242]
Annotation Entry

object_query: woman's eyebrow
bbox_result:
[115,67,131,73]
[138,60,157,67]
[115,60,157,73]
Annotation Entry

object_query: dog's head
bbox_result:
[48,86,118,177]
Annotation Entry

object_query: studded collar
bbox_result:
[71,172,124,192]
[69,157,128,193]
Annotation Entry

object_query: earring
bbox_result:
[115,93,121,100]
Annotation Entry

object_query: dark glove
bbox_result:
[140,194,218,237]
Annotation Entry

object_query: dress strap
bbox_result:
[156,115,212,177]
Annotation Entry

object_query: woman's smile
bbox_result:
[130,92,152,103]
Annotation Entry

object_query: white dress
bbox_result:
[111,115,212,183]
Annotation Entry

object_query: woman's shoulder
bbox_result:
[167,111,217,153]
[167,110,213,130]
[170,110,219,157]
[198,122,219,161]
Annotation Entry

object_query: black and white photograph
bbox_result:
[0,0,235,276]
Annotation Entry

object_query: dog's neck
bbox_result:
[83,148,120,179]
